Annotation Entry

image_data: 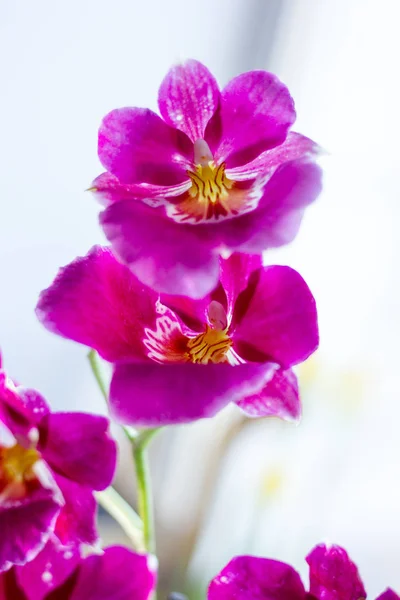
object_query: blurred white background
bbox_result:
[1,0,400,595]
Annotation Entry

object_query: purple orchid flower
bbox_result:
[0,353,117,572]
[0,541,156,600]
[92,59,322,298]
[208,544,399,600]
[36,246,318,426]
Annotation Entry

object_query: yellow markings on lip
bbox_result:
[187,325,232,364]
[187,161,233,208]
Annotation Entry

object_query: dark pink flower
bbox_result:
[36,246,318,426]
[208,544,398,600]
[0,541,156,600]
[0,354,117,572]
[92,59,322,298]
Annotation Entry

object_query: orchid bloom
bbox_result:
[36,246,318,426]
[92,59,322,298]
[208,544,399,600]
[0,354,117,572]
[0,542,156,600]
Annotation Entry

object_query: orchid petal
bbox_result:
[109,362,276,426]
[232,266,318,369]
[158,59,220,142]
[36,246,157,363]
[98,108,191,185]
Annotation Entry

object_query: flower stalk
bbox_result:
[88,349,160,554]
[131,428,160,555]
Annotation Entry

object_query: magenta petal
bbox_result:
[110,363,276,426]
[158,59,220,142]
[98,107,192,185]
[16,538,80,600]
[232,266,318,369]
[15,388,50,423]
[0,375,39,442]
[216,71,295,167]
[90,172,190,206]
[219,253,262,318]
[216,160,322,254]
[376,591,400,600]
[36,246,157,363]
[307,545,366,600]
[0,487,60,572]
[227,132,321,180]
[39,413,116,491]
[101,201,220,298]
[208,555,305,600]
[71,547,156,600]
[53,475,97,547]
[236,368,300,421]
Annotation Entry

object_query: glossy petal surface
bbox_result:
[307,545,366,600]
[16,539,80,600]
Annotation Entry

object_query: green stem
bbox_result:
[87,349,161,556]
[87,349,137,441]
[131,428,161,555]
[88,349,108,401]
[95,487,144,551]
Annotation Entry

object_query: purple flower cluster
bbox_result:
[1,58,395,597]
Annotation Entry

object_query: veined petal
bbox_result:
[36,246,157,363]
[227,132,322,181]
[236,368,300,421]
[307,544,366,600]
[38,413,116,491]
[98,108,192,185]
[109,362,276,426]
[215,71,296,168]
[16,538,80,600]
[208,555,305,600]
[158,59,220,142]
[232,266,318,369]
[100,201,220,299]
[70,547,156,600]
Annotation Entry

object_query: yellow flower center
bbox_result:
[0,444,40,498]
[187,161,233,208]
[187,325,232,364]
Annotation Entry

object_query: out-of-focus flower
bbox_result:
[36,247,318,426]
[208,544,398,600]
[92,59,322,298]
[0,542,156,600]
[0,353,117,572]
